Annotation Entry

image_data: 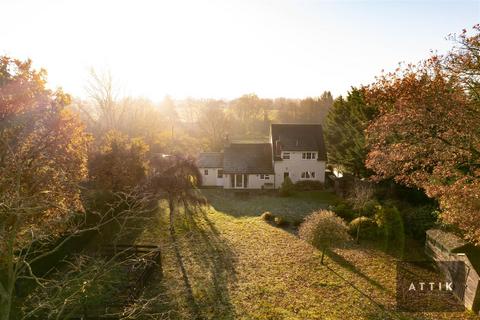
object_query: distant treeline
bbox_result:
[73,81,334,154]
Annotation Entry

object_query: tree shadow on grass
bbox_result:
[182,205,238,319]
[325,263,393,319]
[324,249,433,320]
[140,202,203,319]
[326,248,387,292]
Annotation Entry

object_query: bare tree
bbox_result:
[1,186,159,319]
[81,68,126,133]
[197,103,231,151]
[20,194,164,319]
[347,180,375,243]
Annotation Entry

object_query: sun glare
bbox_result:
[1,0,477,100]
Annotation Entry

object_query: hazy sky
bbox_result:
[1,0,478,100]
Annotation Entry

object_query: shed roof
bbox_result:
[223,143,274,174]
[197,152,224,168]
[426,229,466,251]
[271,124,327,160]
[427,229,480,273]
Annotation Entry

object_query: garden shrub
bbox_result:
[279,176,295,197]
[294,180,324,191]
[331,200,356,221]
[299,210,350,264]
[374,204,405,253]
[401,205,438,240]
[356,199,380,217]
[348,216,379,240]
[261,211,274,222]
[274,216,289,227]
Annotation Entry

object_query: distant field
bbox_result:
[138,191,479,319]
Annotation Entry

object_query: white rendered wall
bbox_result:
[199,167,224,187]
[247,174,273,189]
[274,151,326,188]
[223,173,273,189]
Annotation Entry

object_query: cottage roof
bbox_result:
[223,143,274,174]
[197,152,224,168]
[271,124,327,160]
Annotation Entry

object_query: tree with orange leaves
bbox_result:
[364,26,480,244]
[0,57,91,318]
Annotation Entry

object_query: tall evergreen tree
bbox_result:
[324,88,377,177]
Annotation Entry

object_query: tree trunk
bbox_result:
[0,295,12,320]
[321,247,326,265]
[356,223,361,244]
[1,234,16,320]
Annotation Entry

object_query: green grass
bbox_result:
[136,191,479,320]
[201,189,339,225]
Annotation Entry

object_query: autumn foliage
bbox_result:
[0,57,91,318]
[364,26,480,243]
[0,57,90,244]
[88,130,149,191]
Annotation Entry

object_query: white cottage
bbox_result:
[271,124,326,188]
[197,124,327,189]
[197,152,224,187]
[222,143,275,189]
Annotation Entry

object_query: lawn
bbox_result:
[137,190,479,319]
[200,189,339,224]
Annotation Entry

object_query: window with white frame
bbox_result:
[260,174,270,180]
[302,152,316,159]
[204,169,208,175]
[217,169,223,178]
[301,171,316,179]
[282,152,290,159]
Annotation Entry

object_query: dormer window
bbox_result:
[302,152,316,159]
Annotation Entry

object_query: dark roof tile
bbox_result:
[223,143,274,174]
[197,152,224,168]
[271,124,327,160]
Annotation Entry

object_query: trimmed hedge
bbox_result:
[294,180,324,191]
